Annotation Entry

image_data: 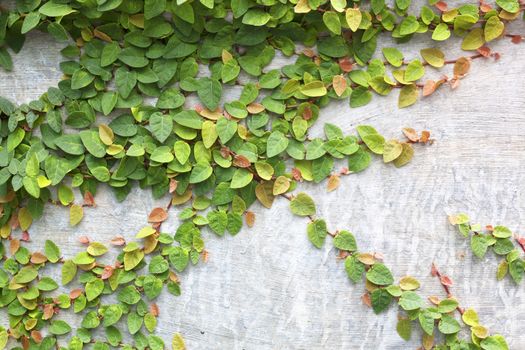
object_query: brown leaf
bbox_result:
[428,295,440,305]
[93,28,112,42]
[10,238,20,255]
[169,179,178,193]
[402,127,420,142]
[477,46,491,57]
[220,146,231,158]
[110,235,126,246]
[453,57,470,77]
[440,275,453,287]
[332,75,347,97]
[42,304,54,320]
[233,155,251,168]
[302,106,313,120]
[361,293,371,307]
[201,250,209,263]
[431,263,438,276]
[69,289,83,299]
[150,303,160,316]
[327,175,340,192]
[101,266,114,280]
[21,231,30,241]
[338,57,353,72]
[420,131,431,143]
[357,253,376,265]
[422,80,437,97]
[302,48,316,58]
[148,207,168,223]
[245,211,255,228]
[30,252,48,264]
[83,191,96,207]
[169,271,180,283]
[291,168,303,181]
[31,330,43,343]
[247,103,265,114]
[435,1,448,11]
[78,236,90,244]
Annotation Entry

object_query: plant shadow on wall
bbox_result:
[0,0,524,349]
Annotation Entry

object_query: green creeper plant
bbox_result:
[0,0,522,348]
[287,193,510,350]
[450,213,525,284]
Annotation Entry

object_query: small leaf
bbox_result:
[70,204,83,226]
[290,193,316,216]
[345,8,362,32]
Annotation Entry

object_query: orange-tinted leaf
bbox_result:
[327,175,340,192]
[402,127,419,142]
[148,207,168,223]
[332,75,347,97]
[453,57,470,76]
[245,211,255,227]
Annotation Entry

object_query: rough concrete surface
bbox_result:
[0,7,524,350]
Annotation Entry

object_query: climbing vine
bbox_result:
[0,0,523,349]
[450,213,525,284]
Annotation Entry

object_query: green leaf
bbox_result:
[79,130,106,158]
[307,219,327,248]
[357,125,385,155]
[481,335,509,350]
[189,162,213,183]
[62,260,77,285]
[197,78,222,110]
[371,288,392,314]
[323,12,341,35]
[432,23,451,41]
[150,112,173,143]
[345,8,362,32]
[398,291,423,310]
[493,225,512,238]
[266,131,289,158]
[290,193,316,216]
[345,255,365,282]
[45,240,61,263]
[71,70,94,90]
[420,48,445,68]
[438,314,461,334]
[22,12,41,34]
[230,169,253,189]
[14,266,38,284]
[396,318,411,341]
[39,2,76,17]
[462,28,485,51]
[242,9,271,26]
[366,263,394,286]
[333,231,357,251]
[86,279,104,301]
[300,81,327,97]
[145,0,166,19]
[382,47,404,67]
[496,0,519,13]
[172,333,186,350]
[398,84,418,108]
[49,320,72,335]
[405,60,425,82]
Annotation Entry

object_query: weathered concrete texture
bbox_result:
[1,11,524,350]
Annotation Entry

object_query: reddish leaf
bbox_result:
[148,207,168,223]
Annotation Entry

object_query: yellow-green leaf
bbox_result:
[70,204,83,226]
[345,8,362,32]
[420,48,445,68]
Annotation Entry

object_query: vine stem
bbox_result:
[431,263,464,315]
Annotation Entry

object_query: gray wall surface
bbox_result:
[1,9,524,350]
